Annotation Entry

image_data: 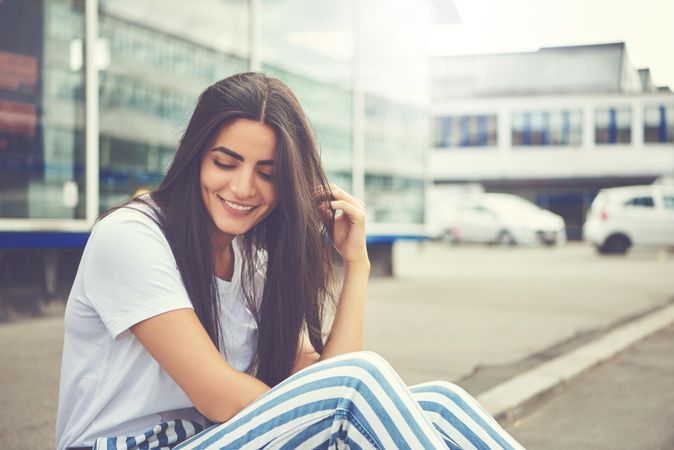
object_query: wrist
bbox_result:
[343,258,371,271]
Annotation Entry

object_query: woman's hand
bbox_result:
[318,183,368,265]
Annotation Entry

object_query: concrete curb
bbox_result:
[477,302,674,420]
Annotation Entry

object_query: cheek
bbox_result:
[200,164,220,191]
[264,185,277,205]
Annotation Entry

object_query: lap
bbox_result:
[175,352,396,449]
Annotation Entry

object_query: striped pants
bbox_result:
[171,351,524,450]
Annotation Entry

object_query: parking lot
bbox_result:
[366,241,674,385]
[1,241,673,448]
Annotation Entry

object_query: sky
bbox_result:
[429,0,674,89]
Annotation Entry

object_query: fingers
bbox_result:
[330,184,365,209]
[315,183,365,210]
[328,200,366,222]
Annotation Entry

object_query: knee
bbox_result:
[320,351,399,385]
[334,351,394,374]
[413,380,474,404]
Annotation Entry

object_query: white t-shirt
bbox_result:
[55,200,264,450]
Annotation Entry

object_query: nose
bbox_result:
[229,168,257,199]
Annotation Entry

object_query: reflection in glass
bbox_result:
[260,0,354,190]
[365,174,424,223]
[364,96,427,224]
[360,0,430,225]
[0,0,86,219]
[98,0,249,210]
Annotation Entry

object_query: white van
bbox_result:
[583,184,674,254]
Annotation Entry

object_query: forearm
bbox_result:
[200,368,270,423]
[320,259,370,360]
[132,309,271,424]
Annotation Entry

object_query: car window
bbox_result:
[664,196,674,209]
[590,193,605,211]
[624,196,655,208]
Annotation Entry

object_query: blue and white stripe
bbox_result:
[94,352,524,449]
[92,419,204,450]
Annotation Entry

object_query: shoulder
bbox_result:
[92,200,163,242]
[85,200,173,268]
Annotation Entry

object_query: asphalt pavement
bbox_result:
[1,242,673,449]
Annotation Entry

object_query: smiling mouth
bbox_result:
[218,196,258,212]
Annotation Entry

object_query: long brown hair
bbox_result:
[102,73,336,386]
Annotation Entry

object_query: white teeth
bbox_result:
[223,199,254,211]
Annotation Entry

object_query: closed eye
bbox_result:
[214,159,273,181]
[213,159,235,170]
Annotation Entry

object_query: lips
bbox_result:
[218,196,258,217]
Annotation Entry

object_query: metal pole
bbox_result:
[351,0,365,200]
[248,0,261,71]
[84,0,99,225]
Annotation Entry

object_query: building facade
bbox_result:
[0,0,432,308]
[432,43,674,239]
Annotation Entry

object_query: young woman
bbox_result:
[56,72,524,450]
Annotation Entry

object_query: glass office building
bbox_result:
[0,0,431,297]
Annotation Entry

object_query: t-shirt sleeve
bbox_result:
[82,208,193,339]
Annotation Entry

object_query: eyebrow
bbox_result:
[210,146,274,166]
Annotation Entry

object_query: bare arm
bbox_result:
[131,308,270,423]
[320,260,370,360]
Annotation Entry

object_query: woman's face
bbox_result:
[200,118,277,241]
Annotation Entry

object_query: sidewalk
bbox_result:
[506,323,674,449]
[0,313,64,449]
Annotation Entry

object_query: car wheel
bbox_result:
[598,234,631,255]
[442,229,456,244]
[495,230,516,246]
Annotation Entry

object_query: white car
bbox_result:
[446,193,567,246]
[583,184,674,254]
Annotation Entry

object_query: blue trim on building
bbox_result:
[562,111,570,145]
[442,116,452,147]
[608,108,617,143]
[459,116,470,147]
[541,111,550,146]
[477,115,488,146]
[522,112,532,146]
[366,235,427,244]
[0,232,90,249]
[0,232,426,249]
[659,105,667,142]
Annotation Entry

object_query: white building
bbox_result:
[431,43,674,239]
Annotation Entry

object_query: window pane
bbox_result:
[0,0,86,219]
[260,0,353,190]
[98,0,249,211]
[434,114,497,148]
[358,0,430,225]
[644,104,674,143]
[595,107,631,144]
[511,109,582,147]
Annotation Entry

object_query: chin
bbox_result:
[215,221,252,236]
